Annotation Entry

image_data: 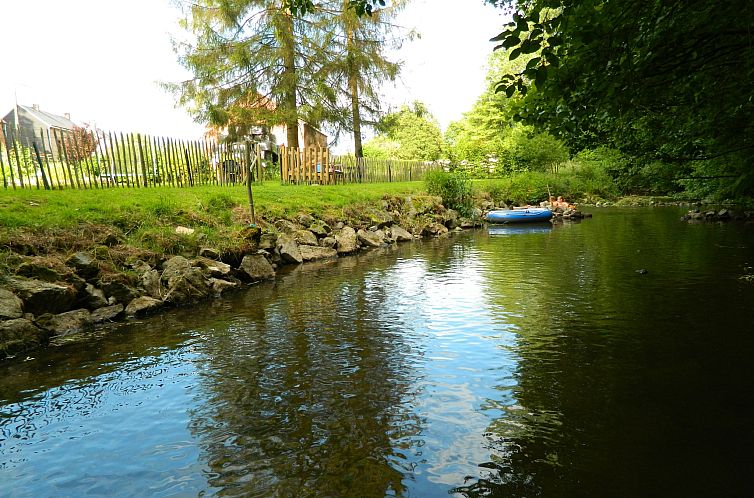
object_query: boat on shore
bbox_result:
[485,207,553,224]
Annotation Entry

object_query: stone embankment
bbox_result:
[1,195,480,360]
[681,208,754,223]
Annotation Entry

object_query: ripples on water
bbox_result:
[2,208,754,497]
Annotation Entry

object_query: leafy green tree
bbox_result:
[172,0,339,148]
[366,101,444,160]
[445,50,568,176]
[316,0,407,158]
[489,0,754,197]
[362,135,399,159]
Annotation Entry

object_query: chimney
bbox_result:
[32,104,40,111]
[64,113,71,120]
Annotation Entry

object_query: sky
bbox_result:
[0,0,508,150]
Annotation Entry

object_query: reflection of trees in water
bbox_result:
[188,247,427,496]
[453,212,754,497]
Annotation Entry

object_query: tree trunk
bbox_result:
[279,11,299,149]
[349,71,363,158]
[346,22,363,170]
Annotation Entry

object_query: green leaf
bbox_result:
[521,40,541,54]
[509,48,522,60]
[502,35,520,48]
[535,65,548,88]
[505,85,516,98]
[489,31,507,42]
[526,57,542,69]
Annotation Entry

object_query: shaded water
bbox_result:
[2,208,754,497]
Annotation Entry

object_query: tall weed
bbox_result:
[424,170,473,214]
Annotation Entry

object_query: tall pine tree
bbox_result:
[172,0,336,147]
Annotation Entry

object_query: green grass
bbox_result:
[0,181,426,230]
[0,181,428,271]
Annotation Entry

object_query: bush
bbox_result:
[425,170,473,214]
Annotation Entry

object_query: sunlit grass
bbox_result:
[0,181,425,230]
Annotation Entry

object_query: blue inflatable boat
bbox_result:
[485,207,553,224]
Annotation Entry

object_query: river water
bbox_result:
[1,208,753,497]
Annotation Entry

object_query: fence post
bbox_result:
[32,142,50,190]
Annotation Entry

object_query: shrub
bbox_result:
[425,170,473,214]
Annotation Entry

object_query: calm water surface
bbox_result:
[2,208,754,497]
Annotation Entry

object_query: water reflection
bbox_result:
[2,209,754,496]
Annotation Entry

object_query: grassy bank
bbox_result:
[0,181,426,274]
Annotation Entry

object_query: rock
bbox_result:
[717,209,730,220]
[0,289,24,320]
[480,200,495,211]
[320,236,337,249]
[335,221,345,230]
[80,283,108,309]
[36,309,92,337]
[259,233,277,251]
[335,226,358,254]
[239,254,276,282]
[635,269,649,275]
[0,319,48,358]
[365,208,394,228]
[199,247,221,259]
[277,233,303,264]
[141,269,164,299]
[125,296,163,317]
[8,277,76,316]
[66,252,100,280]
[309,221,330,238]
[299,245,338,261]
[443,209,460,229]
[129,259,152,275]
[388,225,413,242]
[422,223,449,236]
[297,213,315,226]
[161,256,192,282]
[274,219,298,233]
[357,229,384,248]
[163,267,212,305]
[90,304,125,324]
[100,279,140,304]
[175,226,195,235]
[193,257,232,278]
[294,229,319,246]
[16,262,64,282]
[209,278,240,295]
[459,218,477,228]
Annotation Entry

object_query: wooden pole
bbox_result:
[245,141,256,224]
[137,134,149,187]
[32,142,50,190]
[11,134,25,189]
[58,129,80,189]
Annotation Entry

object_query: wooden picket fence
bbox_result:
[0,127,266,190]
[1,126,442,190]
[280,145,440,185]
[332,155,439,183]
[279,145,334,184]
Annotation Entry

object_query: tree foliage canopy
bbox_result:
[172,0,404,150]
[445,49,569,176]
[364,101,444,161]
[488,0,754,196]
